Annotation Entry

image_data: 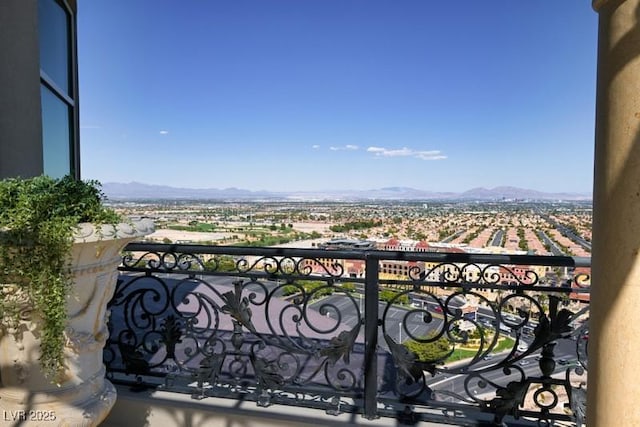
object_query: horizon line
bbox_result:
[99,180,593,196]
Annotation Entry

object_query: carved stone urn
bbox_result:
[0,219,154,426]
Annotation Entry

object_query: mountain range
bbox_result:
[101,182,591,201]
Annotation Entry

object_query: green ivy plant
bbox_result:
[0,175,120,381]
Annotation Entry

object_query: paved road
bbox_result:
[426,352,581,403]
[540,214,592,252]
[536,230,566,256]
[308,294,445,352]
[490,229,505,247]
[441,230,465,243]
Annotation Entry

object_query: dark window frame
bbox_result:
[38,0,79,179]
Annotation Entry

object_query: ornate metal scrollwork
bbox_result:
[108,251,365,415]
[109,246,588,425]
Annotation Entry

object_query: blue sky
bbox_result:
[78,1,598,193]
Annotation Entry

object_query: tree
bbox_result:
[340,282,357,292]
[379,289,409,305]
[404,333,451,362]
[205,255,236,272]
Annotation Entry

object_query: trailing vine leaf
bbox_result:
[0,175,121,380]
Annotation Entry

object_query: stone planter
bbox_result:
[0,219,154,426]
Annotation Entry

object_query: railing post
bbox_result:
[363,255,379,419]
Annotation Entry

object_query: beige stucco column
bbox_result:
[589,0,640,425]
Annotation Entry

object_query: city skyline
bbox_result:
[78,1,598,193]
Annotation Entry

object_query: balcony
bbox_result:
[102,243,589,426]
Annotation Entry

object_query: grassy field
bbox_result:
[446,336,515,362]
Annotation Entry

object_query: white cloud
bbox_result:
[159,130,169,135]
[415,152,447,160]
[329,145,359,151]
[367,146,385,153]
[366,146,447,160]
[312,144,320,149]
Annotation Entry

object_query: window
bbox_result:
[38,0,71,96]
[41,85,71,179]
[38,0,77,178]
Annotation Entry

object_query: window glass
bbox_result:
[38,0,70,95]
[41,85,71,178]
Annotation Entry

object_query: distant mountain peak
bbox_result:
[379,186,413,191]
[101,182,591,201]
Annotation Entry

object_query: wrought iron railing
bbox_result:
[106,243,590,426]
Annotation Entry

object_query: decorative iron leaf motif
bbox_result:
[319,324,360,365]
[112,243,590,424]
[488,380,529,423]
[221,283,256,333]
[551,308,574,335]
[251,354,286,390]
[530,298,574,350]
[194,353,225,388]
[118,342,149,374]
[160,315,183,360]
[384,333,428,384]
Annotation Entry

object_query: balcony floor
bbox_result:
[102,384,544,427]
